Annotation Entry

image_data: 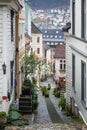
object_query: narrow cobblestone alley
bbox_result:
[5,77,85,130]
[34,77,71,124]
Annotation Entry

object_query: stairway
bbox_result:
[19,96,33,114]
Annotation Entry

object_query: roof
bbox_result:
[31,22,42,34]
[62,22,71,32]
[42,29,64,42]
[25,32,31,43]
[54,43,66,58]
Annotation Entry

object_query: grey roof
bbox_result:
[31,22,42,34]
[42,29,64,42]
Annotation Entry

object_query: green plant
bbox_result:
[41,86,47,95]
[58,97,66,110]
[47,83,51,90]
[45,90,49,97]
[0,111,6,118]
[32,100,38,110]
[0,111,7,127]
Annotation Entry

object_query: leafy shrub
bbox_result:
[0,111,6,117]
[58,97,66,110]
[45,90,49,97]
[47,83,51,90]
[41,86,47,95]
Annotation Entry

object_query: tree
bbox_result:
[24,52,38,78]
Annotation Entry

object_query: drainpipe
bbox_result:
[15,13,20,99]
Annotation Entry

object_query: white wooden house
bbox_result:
[66,0,87,124]
[0,0,22,113]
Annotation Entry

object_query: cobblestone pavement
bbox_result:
[39,77,73,124]
[5,123,83,130]
[34,92,52,124]
[5,77,85,130]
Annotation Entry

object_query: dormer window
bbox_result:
[45,30,47,33]
[50,35,53,38]
[56,31,59,34]
[55,35,57,38]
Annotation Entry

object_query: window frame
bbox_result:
[72,0,75,35]
[37,37,40,43]
[11,10,14,42]
[81,60,86,104]
[72,54,75,90]
[81,0,86,39]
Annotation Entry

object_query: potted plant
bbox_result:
[47,83,51,90]
[58,97,66,110]
[0,111,6,129]
[45,90,49,97]
[41,86,46,95]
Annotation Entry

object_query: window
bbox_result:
[10,61,14,93]
[37,37,40,43]
[72,0,75,35]
[56,31,59,34]
[11,10,14,41]
[55,35,57,38]
[31,48,33,52]
[60,60,66,70]
[81,0,86,39]
[37,48,40,54]
[81,61,86,103]
[72,54,75,89]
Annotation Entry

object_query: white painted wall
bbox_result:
[70,0,87,40]
[31,33,43,59]
[66,0,87,121]
[0,6,16,112]
[54,58,66,81]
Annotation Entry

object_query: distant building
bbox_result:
[31,22,43,59]
[42,28,65,75]
[54,43,66,83]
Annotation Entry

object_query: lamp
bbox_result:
[2,63,6,74]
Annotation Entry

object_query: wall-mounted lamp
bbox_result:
[2,63,6,74]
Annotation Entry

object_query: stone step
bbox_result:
[19,109,33,114]
[19,101,32,106]
[19,96,32,102]
[5,123,84,130]
[19,96,33,114]
[19,105,32,110]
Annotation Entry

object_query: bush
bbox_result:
[58,97,66,110]
[0,111,6,118]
